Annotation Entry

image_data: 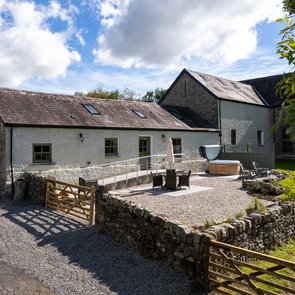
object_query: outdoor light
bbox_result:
[79,133,85,142]
[162,134,166,142]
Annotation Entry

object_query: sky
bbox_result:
[0,0,290,97]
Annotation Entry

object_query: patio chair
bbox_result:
[165,170,177,190]
[252,162,271,177]
[240,163,256,180]
[178,170,191,189]
[151,172,163,189]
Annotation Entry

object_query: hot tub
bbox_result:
[209,160,240,175]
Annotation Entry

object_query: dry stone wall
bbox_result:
[96,186,295,283]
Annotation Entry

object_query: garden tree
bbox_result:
[142,88,166,103]
[275,10,295,141]
[283,0,295,15]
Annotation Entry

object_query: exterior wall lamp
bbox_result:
[79,133,85,142]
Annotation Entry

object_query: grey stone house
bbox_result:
[159,69,272,152]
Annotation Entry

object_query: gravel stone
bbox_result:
[0,198,195,295]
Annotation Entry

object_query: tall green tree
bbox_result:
[142,88,166,103]
[275,12,295,141]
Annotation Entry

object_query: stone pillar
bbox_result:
[0,127,6,192]
[95,185,108,231]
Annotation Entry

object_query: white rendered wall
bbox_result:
[5,127,218,185]
[220,101,272,146]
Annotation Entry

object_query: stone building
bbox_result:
[0,87,218,192]
[159,69,272,150]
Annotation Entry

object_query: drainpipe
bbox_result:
[218,100,222,145]
[10,126,14,196]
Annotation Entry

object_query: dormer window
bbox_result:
[217,78,227,86]
[132,109,147,118]
[82,103,101,115]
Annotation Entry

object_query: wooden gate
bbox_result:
[45,177,95,225]
[205,238,295,295]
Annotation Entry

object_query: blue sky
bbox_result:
[0,0,289,97]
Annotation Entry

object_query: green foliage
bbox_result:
[275,15,295,142]
[276,159,295,170]
[283,0,295,15]
[261,188,270,195]
[239,239,295,293]
[203,219,212,229]
[278,170,295,200]
[234,211,243,219]
[245,196,266,215]
[142,87,166,103]
[226,216,232,223]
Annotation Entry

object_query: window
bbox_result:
[199,74,210,82]
[132,109,147,118]
[217,78,228,86]
[82,103,101,115]
[231,81,240,89]
[231,129,236,145]
[172,138,182,157]
[257,130,264,145]
[105,138,118,156]
[33,144,52,163]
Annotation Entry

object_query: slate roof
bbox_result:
[0,87,218,132]
[159,69,268,106]
[241,74,285,107]
[186,69,268,106]
[161,105,216,129]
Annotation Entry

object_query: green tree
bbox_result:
[283,0,295,15]
[275,14,295,141]
[142,88,166,103]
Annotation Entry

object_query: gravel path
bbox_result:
[112,174,271,227]
[0,198,195,295]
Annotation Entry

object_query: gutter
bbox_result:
[218,100,222,145]
[10,126,14,196]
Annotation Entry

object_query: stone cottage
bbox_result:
[0,87,219,192]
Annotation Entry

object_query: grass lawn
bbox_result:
[275,159,295,171]
[239,240,295,293]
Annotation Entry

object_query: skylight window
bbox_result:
[231,82,240,89]
[82,103,101,115]
[217,78,228,86]
[132,109,147,118]
[199,74,210,82]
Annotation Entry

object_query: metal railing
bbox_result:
[80,153,190,187]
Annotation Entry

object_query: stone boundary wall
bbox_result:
[96,187,295,283]
[24,172,48,206]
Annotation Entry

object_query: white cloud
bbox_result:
[0,0,81,87]
[93,0,283,69]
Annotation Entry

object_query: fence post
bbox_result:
[45,177,50,208]
[89,185,95,226]
[203,235,212,293]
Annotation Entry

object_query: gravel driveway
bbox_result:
[0,198,195,295]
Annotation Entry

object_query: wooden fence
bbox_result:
[45,177,95,225]
[205,238,295,295]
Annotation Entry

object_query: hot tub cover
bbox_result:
[199,145,223,161]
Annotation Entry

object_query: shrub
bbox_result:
[234,211,243,219]
[278,171,295,201]
[246,196,266,215]
[204,219,211,229]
